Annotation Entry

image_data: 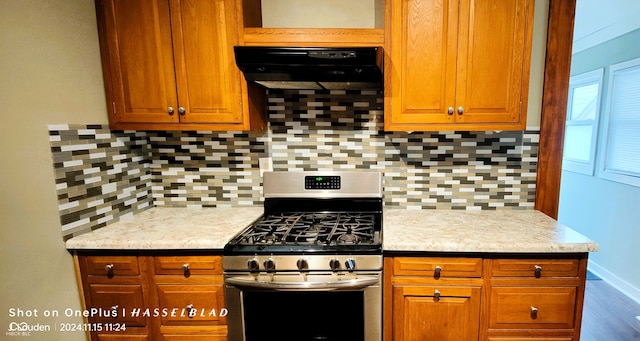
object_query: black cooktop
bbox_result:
[224,210,382,255]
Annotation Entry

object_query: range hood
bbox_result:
[234,46,383,90]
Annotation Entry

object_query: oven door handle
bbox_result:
[225,276,379,291]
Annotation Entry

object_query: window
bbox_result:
[562,69,604,175]
[601,58,640,187]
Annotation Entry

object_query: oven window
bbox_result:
[243,291,364,341]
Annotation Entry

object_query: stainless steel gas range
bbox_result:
[223,171,383,341]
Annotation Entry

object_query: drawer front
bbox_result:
[487,336,573,341]
[491,259,579,278]
[489,287,577,329]
[156,284,226,325]
[393,257,483,278]
[85,256,140,277]
[154,256,222,276]
[97,335,149,341]
[88,284,147,327]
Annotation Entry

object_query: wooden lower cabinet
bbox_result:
[75,253,227,341]
[393,285,481,340]
[384,255,587,341]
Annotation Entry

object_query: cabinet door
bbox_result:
[100,0,178,124]
[454,0,533,126]
[386,0,458,129]
[88,284,148,327]
[170,0,243,125]
[393,285,481,341]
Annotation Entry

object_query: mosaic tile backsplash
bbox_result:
[50,90,539,237]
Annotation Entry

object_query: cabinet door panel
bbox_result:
[455,0,532,125]
[171,0,243,124]
[156,284,226,325]
[393,285,481,341]
[89,284,148,327]
[387,0,458,126]
[102,0,177,123]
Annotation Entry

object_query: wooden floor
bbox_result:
[580,279,640,341]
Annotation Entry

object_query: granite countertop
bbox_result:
[65,207,599,253]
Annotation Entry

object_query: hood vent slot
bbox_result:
[234,46,383,90]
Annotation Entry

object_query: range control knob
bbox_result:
[296,258,309,271]
[345,258,356,271]
[263,258,276,272]
[247,258,260,272]
[329,259,341,271]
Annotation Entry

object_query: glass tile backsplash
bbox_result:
[50,90,538,237]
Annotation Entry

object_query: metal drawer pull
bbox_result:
[434,265,442,279]
[448,107,454,115]
[178,106,186,116]
[531,306,539,319]
[182,263,190,277]
[104,264,114,275]
[186,304,195,318]
[168,106,175,116]
[434,289,441,301]
[458,106,464,115]
[534,265,542,278]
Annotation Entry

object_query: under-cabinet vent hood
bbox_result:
[234,46,383,90]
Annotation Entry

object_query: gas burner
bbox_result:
[230,212,379,247]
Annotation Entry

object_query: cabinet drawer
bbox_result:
[88,284,147,327]
[85,256,140,277]
[97,335,149,341]
[156,284,226,325]
[162,334,226,341]
[154,256,222,276]
[393,257,483,278]
[489,287,577,329]
[487,336,573,341]
[491,259,579,278]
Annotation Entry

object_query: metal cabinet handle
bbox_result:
[110,305,119,317]
[182,263,190,277]
[105,264,114,275]
[534,265,542,278]
[168,106,175,116]
[178,106,186,116]
[458,106,464,115]
[531,306,539,319]
[448,107,454,115]
[434,289,441,301]
[186,304,195,318]
[434,265,442,279]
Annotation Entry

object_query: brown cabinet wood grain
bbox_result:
[384,0,534,131]
[95,0,265,131]
[393,284,482,340]
[75,253,228,341]
[385,255,588,341]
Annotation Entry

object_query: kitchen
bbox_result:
[0,0,605,340]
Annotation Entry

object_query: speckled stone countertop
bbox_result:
[65,207,598,253]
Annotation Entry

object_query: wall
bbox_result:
[558,28,640,303]
[0,0,106,339]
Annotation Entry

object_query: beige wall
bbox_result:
[0,0,107,339]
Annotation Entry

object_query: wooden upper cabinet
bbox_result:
[385,0,535,131]
[96,0,265,131]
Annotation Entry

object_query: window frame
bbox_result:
[562,68,604,175]
[600,57,640,187]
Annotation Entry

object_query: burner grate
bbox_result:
[234,212,378,246]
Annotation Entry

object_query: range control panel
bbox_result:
[305,176,341,190]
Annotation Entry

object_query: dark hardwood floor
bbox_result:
[581,279,640,340]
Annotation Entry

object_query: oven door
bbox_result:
[224,272,381,341]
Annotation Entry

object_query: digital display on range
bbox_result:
[305,176,341,190]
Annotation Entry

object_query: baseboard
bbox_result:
[588,261,640,305]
